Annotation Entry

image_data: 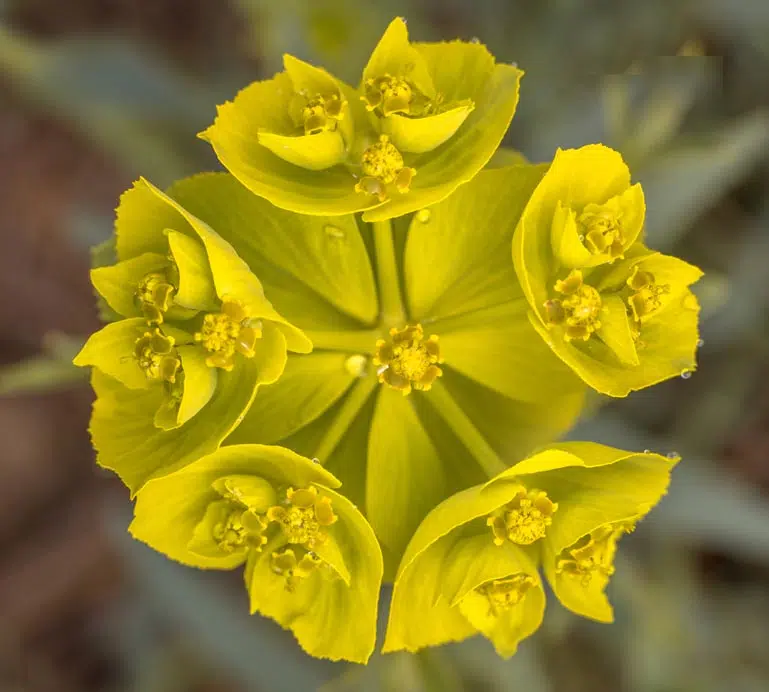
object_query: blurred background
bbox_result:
[1,0,769,690]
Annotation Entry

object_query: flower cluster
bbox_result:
[74,17,702,663]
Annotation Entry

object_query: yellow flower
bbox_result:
[73,178,311,492]
[129,444,383,663]
[384,443,677,655]
[200,17,523,221]
[513,144,703,396]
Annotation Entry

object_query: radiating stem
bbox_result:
[372,218,406,328]
[314,375,378,463]
[303,329,379,354]
[425,379,507,478]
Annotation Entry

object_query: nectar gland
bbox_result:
[545,269,603,342]
[134,329,181,383]
[487,488,558,546]
[577,202,625,258]
[135,271,176,324]
[267,486,338,550]
[354,135,415,201]
[373,324,442,395]
[556,521,635,587]
[297,92,344,135]
[476,574,537,616]
[194,300,261,371]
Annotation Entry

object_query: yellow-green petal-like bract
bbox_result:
[129,444,383,663]
[513,144,703,396]
[200,17,523,221]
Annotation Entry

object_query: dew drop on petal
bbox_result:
[470,36,481,44]
[311,457,320,465]
[415,208,431,223]
[681,369,693,379]
[643,449,652,454]
[697,338,705,347]
[344,354,368,377]
[666,451,679,459]
[324,225,345,240]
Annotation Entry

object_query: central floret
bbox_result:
[545,269,604,342]
[355,135,415,201]
[373,324,443,395]
[578,203,625,258]
[488,488,558,545]
[363,74,415,116]
[477,574,536,615]
[194,300,261,371]
[134,329,181,383]
[267,486,338,550]
[556,521,634,587]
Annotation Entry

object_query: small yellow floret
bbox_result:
[136,272,176,324]
[556,521,635,587]
[270,548,322,592]
[477,574,536,616]
[134,329,181,383]
[578,203,625,258]
[362,74,415,116]
[545,269,603,341]
[626,266,671,322]
[373,324,442,395]
[267,486,337,550]
[487,488,558,546]
[194,300,262,371]
[354,135,415,202]
[301,93,344,135]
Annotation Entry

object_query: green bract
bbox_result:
[129,444,383,663]
[512,144,703,396]
[384,443,676,655]
[74,178,311,492]
[165,169,586,575]
[200,17,523,221]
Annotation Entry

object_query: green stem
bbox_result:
[303,329,380,354]
[314,375,378,463]
[372,218,406,328]
[426,379,507,478]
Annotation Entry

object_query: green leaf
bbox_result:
[404,166,547,323]
[246,484,382,663]
[225,352,357,446]
[366,386,447,568]
[167,173,379,328]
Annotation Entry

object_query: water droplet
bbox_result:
[578,234,585,241]
[324,225,345,240]
[697,338,705,347]
[311,457,320,465]
[666,451,679,460]
[415,208,431,223]
[470,37,481,44]
[344,354,368,377]
[680,369,693,379]
[643,449,652,454]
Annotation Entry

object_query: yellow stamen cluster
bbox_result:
[578,203,625,258]
[545,269,603,342]
[626,266,671,323]
[194,300,261,371]
[267,486,338,550]
[487,488,558,546]
[363,74,415,116]
[354,135,415,201]
[300,93,344,135]
[134,329,181,383]
[373,324,442,395]
[270,548,323,592]
[556,521,635,587]
[477,574,536,616]
[136,272,176,324]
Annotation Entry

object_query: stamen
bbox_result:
[556,521,635,587]
[373,324,442,395]
[266,486,338,550]
[136,271,176,324]
[578,203,625,258]
[362,74,414,116]
[194,300,262,371]
[300,93,344,135]
[477,574,536,616]
[487,488,558,546]
[546,269,603,341]
[354,135,415,201]
[134,329,181,383]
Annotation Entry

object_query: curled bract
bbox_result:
[512,144,703,396]
[129,444,383,663]
[384,442,677,654]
